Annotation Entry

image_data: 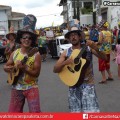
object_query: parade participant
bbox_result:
[111,26,118,57]
[83,27,90,40]
[97,21,114,83]
[90,25,99,42]
[5,26,19,60]
[38,30,47,62]
[4,14,41,112]
[115,39,120,79]
[114,22,120,79]
[116,22,120,43]
[53,21,107,112]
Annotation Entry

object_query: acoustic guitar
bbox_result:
[7,47,38,85]
[58,46,89,86]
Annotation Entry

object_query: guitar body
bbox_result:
[58,49,87,86]
[7,67,20,85]
[7,47,38,85]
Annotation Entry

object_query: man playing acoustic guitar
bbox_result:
[53,20,107,112]
[4,14,41,112]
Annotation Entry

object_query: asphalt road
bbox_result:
[0,53,120,112]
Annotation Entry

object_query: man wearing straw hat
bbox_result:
[4,26,19,60]
[4,14,41,112]
[53,20,107,112]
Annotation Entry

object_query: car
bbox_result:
[48,36,72,58]
[56,36,72,57]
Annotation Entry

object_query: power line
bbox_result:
[36,13,61,17]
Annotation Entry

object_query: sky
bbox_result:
[0,0,63,29]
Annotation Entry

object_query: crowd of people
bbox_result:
[1,13,120,113]
[79,21,120,83]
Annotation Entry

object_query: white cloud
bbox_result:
[0,0,63,28]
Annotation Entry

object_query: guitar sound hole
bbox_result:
[74,57,79,64]
[74,60,81,71]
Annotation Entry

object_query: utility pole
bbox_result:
[66,2,69,24]
[96,0,102,23]
[73,0,77,19]
[98,0,101,16]
[76,0,80,20]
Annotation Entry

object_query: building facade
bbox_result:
[93,0,120,29]
[59,0,94,26]
[0,5,25,35]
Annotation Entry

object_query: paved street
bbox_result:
[0,53,120,112]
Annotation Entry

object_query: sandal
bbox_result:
[99,81,107,84]
[112,58,116,62]
[106,77,114,81]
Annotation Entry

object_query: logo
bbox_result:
[103,1,120,6]
[83,114,88,119]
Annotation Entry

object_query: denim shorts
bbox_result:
[68,84,100,112]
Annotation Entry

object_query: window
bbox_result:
[84,2,92,9]
[60,39,69,44]
[72,1,82,8]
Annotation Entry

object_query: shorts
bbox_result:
[68,84,100,112]
[8,88,41,112]
[116,56,120,64]
[98,54,110,71]
[39,47,47,55]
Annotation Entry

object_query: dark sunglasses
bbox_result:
[22,36,32,40]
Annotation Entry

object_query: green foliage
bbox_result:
[81,8,93,14]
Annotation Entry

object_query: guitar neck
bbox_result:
[19,47,38,65]
[21,56,28,65]
[77,45,87,58]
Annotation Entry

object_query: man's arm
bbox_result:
[18,52,41,78]
[86,40,107,60]
[4,51,14,73]
[53,51,74,73]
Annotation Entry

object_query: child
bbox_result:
[115,40,120,79]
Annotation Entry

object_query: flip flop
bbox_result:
[99,81,107,84]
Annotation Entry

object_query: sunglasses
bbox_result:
[22,36,32,40]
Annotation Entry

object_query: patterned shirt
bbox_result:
[99,30,112,54]
[12,48,38,90]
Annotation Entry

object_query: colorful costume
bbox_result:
[67,47,100,112]
[98,30,112,71]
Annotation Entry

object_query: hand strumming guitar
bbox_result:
[63,57,74,66]
[86,40,99,51]
[16,60,28,72]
